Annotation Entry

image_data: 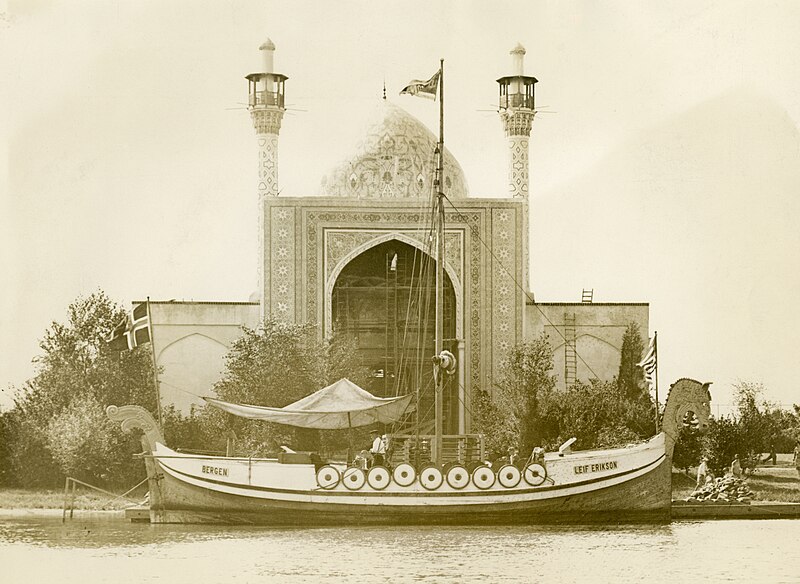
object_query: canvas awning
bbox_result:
[203,378,414,430]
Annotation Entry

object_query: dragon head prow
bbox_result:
[662,378,712,456]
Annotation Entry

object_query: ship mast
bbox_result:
[433,59,445,466]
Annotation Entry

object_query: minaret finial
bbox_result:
[382,79,387,100]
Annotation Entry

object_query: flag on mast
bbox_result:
[107,302,151,351]
[400,70,440,100]
[636,332,658,393]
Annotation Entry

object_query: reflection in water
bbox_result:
[1,516,799,583]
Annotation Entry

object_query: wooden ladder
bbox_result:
[564,312,577,387]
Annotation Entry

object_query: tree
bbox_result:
[617,322,647,403]
[5,291,155,488]
[703,417,743,476]
[699,381,798,475]
[483,333,557,457]
[672,425,704,473]
[471,389,517,460]
[731,380,780,470]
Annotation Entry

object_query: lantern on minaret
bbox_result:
[246,39,287,198]
[497,43,537,198]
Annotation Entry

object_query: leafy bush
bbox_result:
[543,378,655,450]
[45,393,144,487]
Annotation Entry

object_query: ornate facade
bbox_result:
[149,41,649,421]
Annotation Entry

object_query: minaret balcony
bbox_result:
[500,93,534,111]
[249,90,285,108]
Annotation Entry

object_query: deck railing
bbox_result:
[388,434,484,466]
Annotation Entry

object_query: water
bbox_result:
[1,515,798,583]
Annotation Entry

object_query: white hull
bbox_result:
[143,434,671,524]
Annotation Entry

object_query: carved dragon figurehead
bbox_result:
[106,405,164,453]
[661,378,712,458]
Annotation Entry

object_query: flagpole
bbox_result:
[654,331,659,434]
[439,59,444,150]
[433,58,444,466]
[146,297,164,429]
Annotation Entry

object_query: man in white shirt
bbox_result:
[696,457,709,487]
[370,429,387,467]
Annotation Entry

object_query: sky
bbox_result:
[3,0,799,413]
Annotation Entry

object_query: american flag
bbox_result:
[636,332,657,392]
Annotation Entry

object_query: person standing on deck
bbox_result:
[370,429,387,467]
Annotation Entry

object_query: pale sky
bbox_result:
[3,1,799,412]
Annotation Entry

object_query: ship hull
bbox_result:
[144,434,672,525]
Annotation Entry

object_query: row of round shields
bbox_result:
[316,462,547,491]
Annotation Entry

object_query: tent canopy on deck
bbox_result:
[203,378,413,430]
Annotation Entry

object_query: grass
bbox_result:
[672,464,800,503]
[0,486,148,511]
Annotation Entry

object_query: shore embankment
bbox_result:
[671,464,800,503]
[0,486,145,516]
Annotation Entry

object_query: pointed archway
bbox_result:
[331,240,459,434]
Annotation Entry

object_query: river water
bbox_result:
[1,515,798,583]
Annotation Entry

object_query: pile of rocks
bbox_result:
[686,476,754,504]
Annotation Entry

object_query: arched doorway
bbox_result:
[331,240,458,434]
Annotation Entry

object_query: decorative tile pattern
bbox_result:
[269,206,295,322]
[256,135,280,198]
[507,135,529,198]
[491,207,521,382]
[324,229,463,285]
[500,110,534,198]
[251,108,284,199]
[320,101,469,199]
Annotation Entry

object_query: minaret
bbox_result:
[497,43,537,198]
[497,44,538,303]
[247,39,287,198]
[247,39,287,316]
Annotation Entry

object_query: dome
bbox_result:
[320,100,469,199]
